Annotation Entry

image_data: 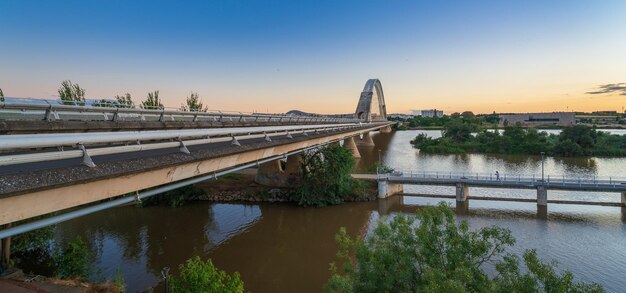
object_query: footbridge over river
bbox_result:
[354,171,626,207]
[0,79,393,243]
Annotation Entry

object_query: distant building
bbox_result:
[412,109,443,118]
[498,112,575,126]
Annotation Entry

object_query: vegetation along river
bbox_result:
[45,130,626,292]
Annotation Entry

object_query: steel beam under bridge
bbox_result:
[0,122,392,226]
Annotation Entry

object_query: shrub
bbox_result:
[169,256,244,293]
[52,236,91,280]
[289,145,360,206]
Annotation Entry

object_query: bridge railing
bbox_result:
[0,122,392,167]
[0,97,361,124]
[381,170,626,187]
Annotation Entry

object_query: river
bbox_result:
[48,130,626,292]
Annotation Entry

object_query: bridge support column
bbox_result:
[357,132,375,146]
[456,200,469,215]
[378,195,403,215]
[255,160,284,187]
[283,154,304,186]
[621,192,626,207]
[380,125,392,133]
[378,179,403,198]
[456,183,469,202]
[1,223,11,269]
[537,186,548,206]
[537,205,548,220]
[344,137,361,158]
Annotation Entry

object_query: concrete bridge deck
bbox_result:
[0,122,392,225]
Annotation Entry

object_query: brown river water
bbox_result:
[46,130,626,292]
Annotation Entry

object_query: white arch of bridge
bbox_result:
[354,79,387,122]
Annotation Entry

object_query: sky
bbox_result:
[1,0,625,114]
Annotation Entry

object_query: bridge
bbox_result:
[355,171,626,207]
[0,79,392,244]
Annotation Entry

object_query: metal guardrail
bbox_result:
[0,98,361,123]
[0,122,386,167]
[377,170,626,188]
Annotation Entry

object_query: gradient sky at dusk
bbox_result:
[1,0,625,114]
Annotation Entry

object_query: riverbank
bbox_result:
[0,268,119,293]
[192,171,378,203]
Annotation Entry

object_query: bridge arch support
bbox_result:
[354,79,387,122]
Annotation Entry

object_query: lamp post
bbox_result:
[541,152,546,185]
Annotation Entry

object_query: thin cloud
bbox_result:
[586,83,626,96]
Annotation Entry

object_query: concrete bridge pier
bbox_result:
[537,205,548,220]
[456,183,469,202]
[255,154,306,187]
[537,186,548,206]
[283,153,304,185]
[378,194,404,215]
[621,192,626,207]
[344,137,361,158]
[378,179,403,198]
[357,132,375,146]
[455,200,469,215]
[255,160,285,187]
[0,223,11,268]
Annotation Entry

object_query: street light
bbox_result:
[541,152,546,185]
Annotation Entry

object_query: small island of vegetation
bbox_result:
[411,124,626,157]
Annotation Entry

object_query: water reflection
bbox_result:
[53,204,261,292]
[48,194,626,292]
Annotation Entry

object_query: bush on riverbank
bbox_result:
[289,145,367,207]
[169,256,244,293]
[52,236,91,280]
[411,125,626,157]
[325,203,604,292]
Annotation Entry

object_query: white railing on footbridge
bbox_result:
[0,122,384,167]
[0,97,361,124]
[377,171,626,190]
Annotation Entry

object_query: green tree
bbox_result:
[115,93,133,108]
[58,80,86,105]
[326,203,603,292]
[442,121,472,143]
[52,236,91,280]
[169,256,244,293]
[0,88,4,102]
[553,139,585,157]
[559,125,596,151]
[181,92,207,112]
[461,111,475,119]
[290,145,363,206]
[141,90,163,109]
